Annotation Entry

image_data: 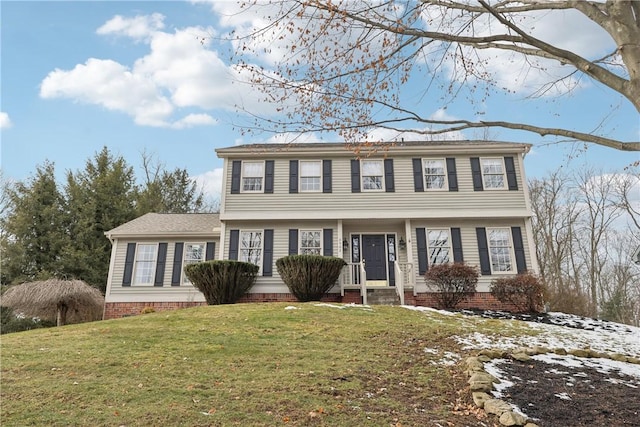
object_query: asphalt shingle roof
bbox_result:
[105,213,220,237]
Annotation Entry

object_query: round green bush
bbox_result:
[276,255,347,302]
[184,260,258,305]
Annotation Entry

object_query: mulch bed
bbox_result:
[497,359,640,426]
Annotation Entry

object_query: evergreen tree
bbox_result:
[1,162,68,285]
[63,147,137,292]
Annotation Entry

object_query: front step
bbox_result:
[366,288,400,305]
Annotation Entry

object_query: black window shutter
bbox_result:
[323,160,332,193]
[451,228,464,262]
[154,243,167,287]
[446,158,458,192]
[476,228,491,275]
[229,230,239,260]
[511,227,527,273]
[416,228,428,275]
[171,242,184,286]
[470,158,483,191]
[412,158,424,192]
[231,160,241,194]
[263,229,274,276]
[122,243,136,286]
[289,229,298,255]
[350,159,361,193]
[264,160,274,194]
[205,242,216,260]
[323,229,333,256]
[383,158,395,192]
[289,160,298,193]
[504,156,518,190]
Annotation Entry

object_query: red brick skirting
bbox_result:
[103,291,517,319]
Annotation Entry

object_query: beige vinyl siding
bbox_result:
[222,155,528,219]
[410,219,534,293]
[223,220,342,294]
[105,237,219,303]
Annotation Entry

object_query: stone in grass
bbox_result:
[465,357,484,372]
[499,411,528,426]
[469,380,494,392]
[478,349,506,359]
[483,399,513,416]
[468,372,499,384]
[567,348,590,358]
[472,392,491,408]
[610,353,628,362]
[553,348,567,355]
[511,352,531,362]
[524,423,540,427]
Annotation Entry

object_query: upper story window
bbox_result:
[361,160,384,191]
[423,159,447,190]
[481,158,506,189]
[240,231,263,266]
[133,244,157,285]
[242,161,264,192]
[300,230,322,255]
[487,228,514,273]
[300,161,321,192]
[182,243,205,284]
[427,229,451,265]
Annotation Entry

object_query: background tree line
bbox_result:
[530,167,640,326]
[0,147,214,293]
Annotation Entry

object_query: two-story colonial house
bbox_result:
[103,141,538,319]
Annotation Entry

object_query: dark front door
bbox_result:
[362,235,387,281]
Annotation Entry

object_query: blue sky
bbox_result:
[1,1,638,199]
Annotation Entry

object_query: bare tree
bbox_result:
[530,167,639,322]
[228,0,638,151]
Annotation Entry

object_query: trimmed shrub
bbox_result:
[184,260,258,305]
[276,255,347,302]
[424,263,479,309]
[490,273,546,313]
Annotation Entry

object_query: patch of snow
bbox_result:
[483,360,515,398]
[554,392,571,400]
[402,305,458,316]
[313,303,372,311]
[284,306,299,310]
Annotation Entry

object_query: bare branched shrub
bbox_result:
[490,273,546,313]
[424,263,478,309]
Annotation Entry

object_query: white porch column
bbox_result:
[337,219,344,257]
[404,219,416,295]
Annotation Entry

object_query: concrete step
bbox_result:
[366,288,401,305]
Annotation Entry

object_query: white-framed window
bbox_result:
[361,160,384,191]
[300,230,322,255]
[241,161,264,192]
[481,158,506,189]
[487,228,514,273]
[423,159,447,190]
[427,229,451,265]
[182,243,206,284]
[300,160,322,192]
[240,231,263,266]
[133,244,157,285]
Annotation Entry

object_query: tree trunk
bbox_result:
[56,303,68,327]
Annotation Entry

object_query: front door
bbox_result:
[362,235,387,281]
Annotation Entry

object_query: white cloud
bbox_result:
[192,168,223,198]
[0,112,12,129]
[96,13,165,41]
[170,113,217,129]
[40,14,281,128]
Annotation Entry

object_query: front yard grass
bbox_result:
[1,303,536,426]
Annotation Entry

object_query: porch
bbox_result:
[339,262,415,305]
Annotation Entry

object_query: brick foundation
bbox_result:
[104,291,518,319]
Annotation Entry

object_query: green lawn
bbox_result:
[1,303,534,426]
